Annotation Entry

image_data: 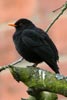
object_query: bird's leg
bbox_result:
[32,63,38,67]
[27,63,38,68]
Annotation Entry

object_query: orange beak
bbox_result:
[8,23,16,27]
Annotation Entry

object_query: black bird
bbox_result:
[9,18,59,73]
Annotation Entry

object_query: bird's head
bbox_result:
[8,18,35,30]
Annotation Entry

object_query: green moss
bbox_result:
[9,66,67,97]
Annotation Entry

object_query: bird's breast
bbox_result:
[14,38,42,63]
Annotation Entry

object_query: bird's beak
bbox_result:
[8,24,16,27]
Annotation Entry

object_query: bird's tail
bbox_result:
[46,60,60,74]
[51,64,60,74]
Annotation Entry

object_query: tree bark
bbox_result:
[9,66,67,100]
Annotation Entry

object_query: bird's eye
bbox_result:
[19,23,23,26]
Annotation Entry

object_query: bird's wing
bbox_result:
[21,29,55,59]
[37,28,59,61]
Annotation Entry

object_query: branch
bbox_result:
[21,92,58,100]
[9,66,67,100]
[46,1,67,33]
[0,57,23,72]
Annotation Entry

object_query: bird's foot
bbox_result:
[32,64,37,67]
[27,63,37,68]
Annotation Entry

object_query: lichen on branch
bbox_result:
[9,66,67,98]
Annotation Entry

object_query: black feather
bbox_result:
[13,18,59,73]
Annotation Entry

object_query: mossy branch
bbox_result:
[21,92,58,100]
[9,66,67,100]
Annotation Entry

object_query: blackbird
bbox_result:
[9,18,59,73]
